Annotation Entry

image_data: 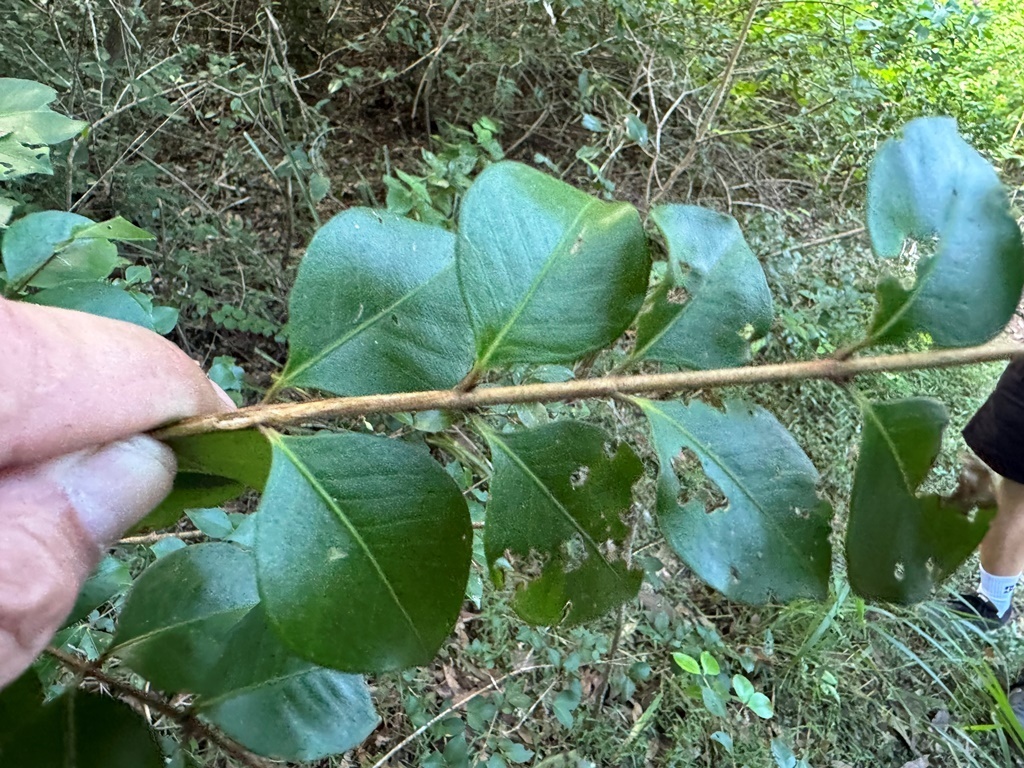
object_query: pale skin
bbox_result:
[980,475,1024,577]
[0,297,231,688]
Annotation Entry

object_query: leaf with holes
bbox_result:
[0,686,162,768]
[481,421,643,625]
[638,398,832,603]
[197,605,379,761]
[278,209,474,395]
[110,542,260,694]
[255,431,472,672]
[847,398,995,602]
[632,205,772,369]
[457,162,649,370]
[0,78,86,180]
[863,117,1024,348]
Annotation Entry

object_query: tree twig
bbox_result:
[45,648,271,768]
[117,529,206,546]
[152,343,1024,440]
[369,664,553,768]
[763,226,866,260]
[651,0,762,204]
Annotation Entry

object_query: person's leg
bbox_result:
[978,476,1024,617]
[981,477,1024,575]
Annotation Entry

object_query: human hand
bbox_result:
[0,298,233,687]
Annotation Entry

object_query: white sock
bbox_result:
[979,566,1021,617]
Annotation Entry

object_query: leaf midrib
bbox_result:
[113,604,254,653]
[473,200,600,369]
[197,667,314,709]
[273,437,429,657]
[484,427,623,581]
[283,261,454,386]
[641,400,815,565]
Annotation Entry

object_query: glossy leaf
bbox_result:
[111,542,259,693]
[639,398,832,603]
[71,216,154,241]
[0,687,162,768]
[0,78,86,180]
[864,117,1024,347]
[732,674,755,703]
[633,205,772,368]
[1,210,121,288]
[138,430,271,530]
[28,282,154,328]
[255,431,472,672]
[197,605,379,761]
[279,208,474,395]
[457,161,649,369]
[0,672,44,742]
[846,398,995,602]
[673,652,701,675]
[700,651,720,676]
[63,555,132,627]
[481,421,643,625]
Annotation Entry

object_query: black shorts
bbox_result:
[963,358,1024,485]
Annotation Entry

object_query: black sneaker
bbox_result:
[945,593,1016,630]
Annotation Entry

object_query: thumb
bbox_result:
[0,436,175,688]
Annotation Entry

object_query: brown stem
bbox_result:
[152,343,1023,440]
[46,648,271,768]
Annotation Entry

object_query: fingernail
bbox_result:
[50,436,177,548]
[210,380,238,410]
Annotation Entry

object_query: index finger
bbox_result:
[0,298,230,468]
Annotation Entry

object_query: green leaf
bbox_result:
[864,117,1024,347]
[197,605,379,761]
[625,114,649,146]
[731,674,754,704]
[63,555,132,627]
[0,79,86,143]
[186,508,235,539]
[309,172,331,203]
[1,210,124,289]
[137,430,271,531]
[27,282,155,329]
[747,691,774,719]
[457,162,649,369]
[0,134,51,178]
[0,688,162,768]
[700,650,720,676]
[701,686,727,717]
[581,113,605,132]
[633,205,772,369]
[0,78,85,181]
[0,672,44,742]
[771,737,798,768]
[710,730,734,753]
[111,542,260,693]
[638,398,832,603]
[255,431,472,672]
[279,208,474,395]
[71,216,154,242]
[673,652,701,675]
[846,398,995,602]
[481,421,643,625]
[0,196,15,227]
